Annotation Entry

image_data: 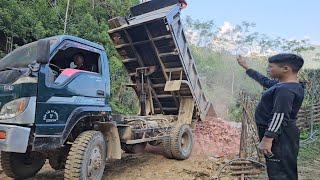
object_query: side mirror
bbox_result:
[36,39,50,64]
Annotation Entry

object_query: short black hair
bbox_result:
[73,53,85,61]
[268,53,304,73]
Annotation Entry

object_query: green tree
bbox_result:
[314,53,320,62]
[0,0,139,114]
[185,17,316,119]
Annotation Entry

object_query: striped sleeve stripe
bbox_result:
[271,113,281,131]
[268,113,280,131]
[268,113,284,132]
[268,113,278,131]
[273,113,284,132]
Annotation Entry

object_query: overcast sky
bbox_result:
[182,0,320,45]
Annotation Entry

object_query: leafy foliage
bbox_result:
[185,17,316,119]
[0,0,139,114]
[184,16,314,55]
[299,125,320,161]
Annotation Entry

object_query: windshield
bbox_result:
[0,38,58,70]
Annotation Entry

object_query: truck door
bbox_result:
[34,40,110,136]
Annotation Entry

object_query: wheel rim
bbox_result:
[87,146,103,180]
[181,131,191,153]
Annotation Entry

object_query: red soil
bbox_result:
[192,117,241,158]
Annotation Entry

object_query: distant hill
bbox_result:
[301,45,320,69]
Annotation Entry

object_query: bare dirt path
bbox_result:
[0,153,224,180]
[1,152,318,180]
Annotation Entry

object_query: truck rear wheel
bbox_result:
[163,124,193,160]
[64,131,106,180]
[162,137,173,159]
[1,151,45,179]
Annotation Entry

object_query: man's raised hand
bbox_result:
[236,55,250,70]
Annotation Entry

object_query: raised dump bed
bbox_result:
[108,0,215,121]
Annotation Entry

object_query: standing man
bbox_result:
[237,54,304,180]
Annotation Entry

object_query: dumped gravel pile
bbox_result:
[192,117,241,158]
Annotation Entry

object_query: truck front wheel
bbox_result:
[64,130,106,180]
[1,151,45,179]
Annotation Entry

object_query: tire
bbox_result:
[1,151,46,179]
[64,131,106,180]
[162,137,173,159]
[49,155,66,170]
[170,124,193,160]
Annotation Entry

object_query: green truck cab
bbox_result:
[0,35,115,179]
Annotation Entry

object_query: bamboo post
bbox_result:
[63,0,70,34]
[302,70,318,144]
[232,71,235,96]
[239,92,249,180]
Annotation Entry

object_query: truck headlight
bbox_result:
[0,98,30,119]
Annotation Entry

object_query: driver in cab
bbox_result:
[73,53,91,71]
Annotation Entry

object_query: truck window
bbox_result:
[48,46,102,84]
[0,37,58,70]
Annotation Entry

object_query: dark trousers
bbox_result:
[257,124,300,180]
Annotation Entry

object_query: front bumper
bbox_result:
[0,124,31,153]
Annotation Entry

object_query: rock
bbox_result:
[192,118,240,158]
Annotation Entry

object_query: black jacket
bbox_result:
[246,69,304,138]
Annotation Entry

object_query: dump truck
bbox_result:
[0,0,215,179]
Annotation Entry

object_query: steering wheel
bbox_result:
[49,64,63,76]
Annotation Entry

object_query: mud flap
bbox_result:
[98,122,121,160]
[178,97,194,124]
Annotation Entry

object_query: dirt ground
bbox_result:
[298,154,320,180]
[0,118,319,180]
[0,151,233,180]
[1,152,319,180]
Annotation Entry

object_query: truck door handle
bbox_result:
[97,90,105,96]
